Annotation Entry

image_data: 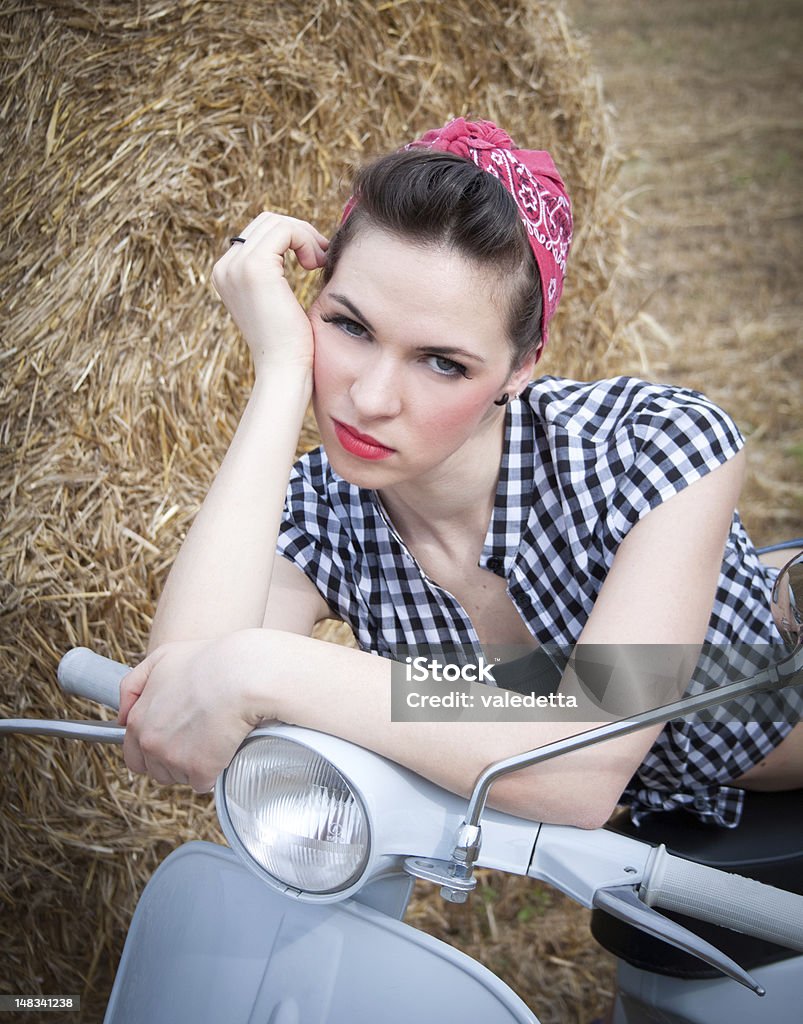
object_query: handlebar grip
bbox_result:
[642,847,803,952]
[57,647,130,712]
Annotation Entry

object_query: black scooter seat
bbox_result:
[591,789,803,977]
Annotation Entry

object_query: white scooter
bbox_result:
[3,549,802,1024]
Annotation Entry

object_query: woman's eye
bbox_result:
[321,313,367,338]
[426,355,469,378]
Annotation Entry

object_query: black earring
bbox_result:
[494,393,510,406]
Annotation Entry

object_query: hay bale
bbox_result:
[0,1,632,1016]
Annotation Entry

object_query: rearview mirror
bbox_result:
[771,553,803,653]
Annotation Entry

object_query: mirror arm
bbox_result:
[463,656,798,830]
[426,653,802,901]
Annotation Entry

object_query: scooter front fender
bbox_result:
[105,841,538,1024]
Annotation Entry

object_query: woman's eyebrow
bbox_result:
[329,293,375,333]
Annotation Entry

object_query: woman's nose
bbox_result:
[348,353,403,419]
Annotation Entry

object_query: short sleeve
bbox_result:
[604,386,744,546]
[276,455,357,622]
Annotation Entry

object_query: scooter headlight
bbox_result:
[219,735,370,895]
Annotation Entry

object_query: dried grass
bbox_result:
[408,872,616,1023]
[1,1,630,1019]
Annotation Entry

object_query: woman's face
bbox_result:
[308,227,536,490]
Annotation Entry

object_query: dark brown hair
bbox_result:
[322,149,543,366]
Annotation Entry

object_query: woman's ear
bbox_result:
[508,347,539,394]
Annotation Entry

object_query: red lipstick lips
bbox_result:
[333,420,396,460]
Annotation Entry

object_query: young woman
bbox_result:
[118,119,802,829]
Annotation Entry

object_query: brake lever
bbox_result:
[592,884,764,995]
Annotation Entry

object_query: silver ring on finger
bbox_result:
[229,235,247,245]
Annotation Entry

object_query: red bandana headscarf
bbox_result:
[344,118,573,359]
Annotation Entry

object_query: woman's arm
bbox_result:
[121,453,745,826]
[147,214,328,651]
[261,556,334,634]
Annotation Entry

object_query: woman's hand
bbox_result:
[118,632,273,792]
[211,212,329,376]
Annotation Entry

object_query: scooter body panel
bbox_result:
[104,841,539,1024]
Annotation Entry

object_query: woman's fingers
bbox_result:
[123,714,210,790]
[118,658,152,725]
[217,212,328,273]
[227,209,327,245]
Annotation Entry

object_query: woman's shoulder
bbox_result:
[286,445,372,528]
[290,445,355,494]
[525,375,742,447]
[290,444,332,489]
[517,377,747,552]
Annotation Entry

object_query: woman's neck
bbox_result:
[377,411,506,549]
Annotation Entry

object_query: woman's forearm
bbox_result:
[148,367,311,650]
[147,212,328,651]
[253,630,657,829]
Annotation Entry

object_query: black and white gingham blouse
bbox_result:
[278,376,800,827]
